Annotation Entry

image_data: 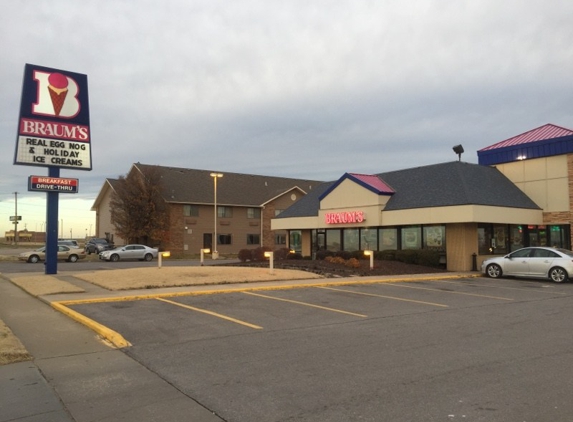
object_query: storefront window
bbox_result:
[326,229,341,251]
[289,230,302,253]
[343,229,360,251]
[361,228,378,251]
[493,224,508,254]
[478,224,490,254]
[379,228,397,250]
[423,226,445,251]
[549,225,570,249]
[509,225,524,251]
[401,226,421,250]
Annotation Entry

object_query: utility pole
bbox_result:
[13,192,18,245]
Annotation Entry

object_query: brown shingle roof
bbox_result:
[134,163,323,206]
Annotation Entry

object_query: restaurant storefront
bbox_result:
[272,163,561,271]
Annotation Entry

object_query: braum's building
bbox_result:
[272,124,573,271]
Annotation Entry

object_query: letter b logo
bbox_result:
[32,70,80,118]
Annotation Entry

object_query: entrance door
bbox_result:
[203,233,212,250]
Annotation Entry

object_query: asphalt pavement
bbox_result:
[0,267,476,422]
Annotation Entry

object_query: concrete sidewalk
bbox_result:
[0,275,224,422]
[0,271,477,421]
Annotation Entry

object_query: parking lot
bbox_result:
[63,276,573,422]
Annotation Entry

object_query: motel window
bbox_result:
[401,226,421,250]
[183,205,199,217]
[326,229,341,252]
[217,234,232,245]
[275,234,287,245]
[343,229,360,252]
[247,208,261,219]
[361,228,378,251]
[275,209,284,216]
[423,226,446,251]
[379,228,397,251]
[247,234,260,245]
[217,206,233,218]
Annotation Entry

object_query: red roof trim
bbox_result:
[479,124,573,152]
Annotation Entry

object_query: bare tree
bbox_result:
[110,166,170,246]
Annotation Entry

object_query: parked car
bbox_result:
[58,239,79,248]
[85,238,113,254]
[481,246,573,283]
[99,244,158,262]
[19,245,87,263]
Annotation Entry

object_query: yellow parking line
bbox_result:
[384,283,514,301]
[243,291,368,317]
[156,298,262,330]
[434,279,569,295]
[318,286,449,308]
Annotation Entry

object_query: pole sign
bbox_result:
[14,64,92,170]
[28,176,79,193]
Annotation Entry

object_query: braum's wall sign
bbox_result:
[14,64,92,170]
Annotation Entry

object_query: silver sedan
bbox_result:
[99,244,158,262]
[481,246,573,283]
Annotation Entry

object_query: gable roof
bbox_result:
[134,163,323,207]
[319,172,395,200]
[276,161,540,218]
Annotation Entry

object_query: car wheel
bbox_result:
[144,253,153,261]
[110,254,120,262]
[549,267,568,283]
[28,255,40,263]
[68,255,78,263]
[486,263,502,278]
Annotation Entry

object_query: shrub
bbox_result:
[345,258,361,268]
[238,249,253,262]
[325,256,346,265]
[376,250,397,261]
[274,247,294,260]
[315,250,334,260]
[395,249,441,267]
[252,246,272,262]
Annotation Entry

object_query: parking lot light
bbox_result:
[364,250,374,270]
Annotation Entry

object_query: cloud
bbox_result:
[1,0,572,236]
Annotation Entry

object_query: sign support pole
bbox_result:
[45,167,60,274]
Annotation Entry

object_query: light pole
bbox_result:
[210,172,223,259]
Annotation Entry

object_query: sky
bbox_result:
[1,0,573,239]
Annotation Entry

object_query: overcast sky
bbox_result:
[1,0,572,238]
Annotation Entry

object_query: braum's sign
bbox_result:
[14,64,92,170]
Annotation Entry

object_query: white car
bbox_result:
[99,244,158,262]
[481,246,573,283]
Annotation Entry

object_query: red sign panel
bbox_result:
[28,176,79,193]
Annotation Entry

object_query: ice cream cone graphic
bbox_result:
[47,73,69,116]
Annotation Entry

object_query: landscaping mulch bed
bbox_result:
[220,259,447,278]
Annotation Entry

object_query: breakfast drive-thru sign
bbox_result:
[14,64,92,170]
